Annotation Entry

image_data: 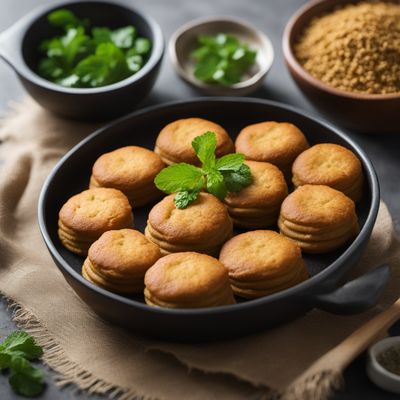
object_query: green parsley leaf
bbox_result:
[154,163,204,194]
[192,131,217,169]
[192,33,257,86]
[134,38,151,54]
[215,153,245,171]
[221,164,252,192]
[126,50,143,73]
[37,9,151,88]
[206,170,227,200]
[47,9,80,28]
[92,27,112,44]
[9,357,44,397]
[174,190,200,209]
[1,331,43,360]
[111,26,136,49]
[0,331,45,397]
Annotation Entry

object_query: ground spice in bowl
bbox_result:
[377,344,400,376]
[294,1,400,95]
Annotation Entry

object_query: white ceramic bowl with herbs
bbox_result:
[169,17,274,96]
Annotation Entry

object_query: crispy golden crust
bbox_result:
[59,188,134,237]
[144,252,235,308]
[90,146,165,207]
[279,185,356,227]
[220,230,304,281]
[144,222,233,256]
[88,229,161,280]
[154,118,234,165]
[219,230,308,298]
[235,122,309,169]
[146,193,232,244]
[292,143,363,201]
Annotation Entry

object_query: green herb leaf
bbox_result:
[221,164,252,192]
[111,26,136,49]
[192,131,217,169]
[92,27,112,44]
[126,50,143,73]
[191,33,257,86]
[0,331,45,397]
[9,357,44,397]
[216,153,245,171]
[1,331,43,361]
[206,170,227,200]
[47,9,80,28]
[37,9,151,88]
[154,163,204,194]
[134,38,151,54]
[174,190,200,209]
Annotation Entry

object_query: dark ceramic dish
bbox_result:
[283,0,400,134]
[0,1,164,120]
[38,98,386,341]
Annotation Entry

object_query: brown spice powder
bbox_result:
[294,1,400,95]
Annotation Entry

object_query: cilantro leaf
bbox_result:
[221,164,252,192]
[174,190,200,209]
[215,153,245,171]
[206,170,227,200]
[92,27,112,44]
[191,33,257,86]
[111,26,136,49]
[192,131,217,169]
[1,331,43,360]
[47,9,81,28]
[9,357,44,397]
[154,163,204,194]
[0,331,45,397]
[37,9,151,88]
[134,38,151,54]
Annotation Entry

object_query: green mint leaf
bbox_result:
[154,163,204,194]
[221,164,252,192]
[216,153,245,171]
[9,357,44,397]
[1,331,43,361]
[206,170,227,200]
[174,190,200,209]
[47,9,80,28]
[111,26,136,49]
[134,38,151,54]
[192,132,217,169]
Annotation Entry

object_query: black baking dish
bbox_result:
[38,98,385,341]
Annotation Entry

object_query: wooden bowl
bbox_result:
[282,0,400,134]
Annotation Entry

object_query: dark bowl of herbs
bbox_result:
[169,17,274,96]
[0,1,164,120]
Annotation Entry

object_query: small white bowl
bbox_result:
[367,337,400,394]
[169,16,274,96]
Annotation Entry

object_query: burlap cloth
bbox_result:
[0,99,399,400]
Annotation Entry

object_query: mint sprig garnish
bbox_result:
[154,131,252,209]
[0,331,45,397]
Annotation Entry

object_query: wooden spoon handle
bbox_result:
[309,298,400,373]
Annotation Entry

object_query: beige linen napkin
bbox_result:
[0,99,399,400]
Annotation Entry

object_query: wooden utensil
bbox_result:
[283,298,400,400]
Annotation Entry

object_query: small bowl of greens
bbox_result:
[0,1,164,120]
[169,17,274,96]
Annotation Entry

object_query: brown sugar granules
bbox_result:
[294,1,400,95]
